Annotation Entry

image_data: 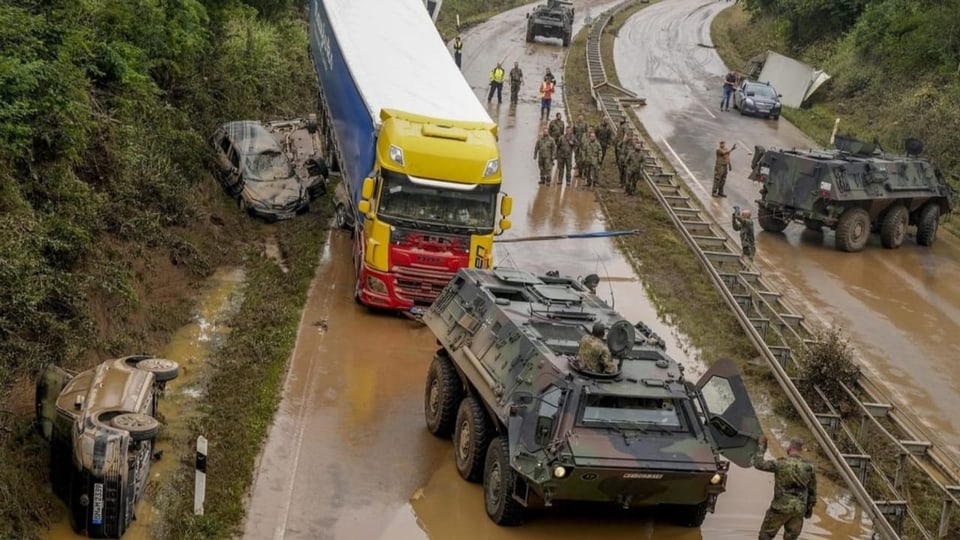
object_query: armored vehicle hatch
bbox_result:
[422,267,760,527]
[750,136,956,252]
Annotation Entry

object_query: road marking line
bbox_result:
[699,103,716,119]
[662,138,708,195]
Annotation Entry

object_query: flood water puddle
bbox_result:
[42,267,246,540]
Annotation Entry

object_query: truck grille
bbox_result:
[393,265,456,304]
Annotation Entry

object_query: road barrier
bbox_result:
[577,2,960,538]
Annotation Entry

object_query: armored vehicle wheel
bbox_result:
[125,356,180,382]
[804,219,823,232]
[668,501,709,527]
[454,396,492,483]
[562,32,571,47]
[880,204,908,249]
[483,436,525,526]
[526,27,534,43]
[424,354,462,438]
[835,207,871,252]
[110,413,160,441]
[757,206,788,233]
[916,203,940,246]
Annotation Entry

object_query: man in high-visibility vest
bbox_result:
[539,76,555,120]
[453,35,463,69]
[487,62,505,104]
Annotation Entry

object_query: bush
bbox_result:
[796,329,860,407]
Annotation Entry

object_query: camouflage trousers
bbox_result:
[538,157,554,184]
[625,171,640,195]
[556,156,572,184]
[580,163,598,186]
[510,84,520,104]
[712,165,729,195]
[742,241,756,260]
[758,508,804,540]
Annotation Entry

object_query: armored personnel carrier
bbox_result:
[422,267,760,526]
[750,136,956,252]
[525,0,574,47]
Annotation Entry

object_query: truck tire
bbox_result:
[335,203,349,230]
[454,396,492,483]
[804,219,823,232]
[424,354,462,438]
[880,204,908,249]
[526,27,534,43]
[562,32,571,47]
[757,205,788,233]
[125,356,180,383]
[668,501,709,527]
[483,436,525,526]
[916,203,940,246]
[835,207,871,252]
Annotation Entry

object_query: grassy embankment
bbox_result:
[711,4,960,234]
[0,1,324,538]
[436,0,531,40]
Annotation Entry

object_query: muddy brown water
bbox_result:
[614,0,960,459]
[242,2,874,539]
[41,268,245,540]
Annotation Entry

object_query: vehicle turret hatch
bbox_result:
[531,284,582,305]
[493,267,542,284]
[694,358,760,467]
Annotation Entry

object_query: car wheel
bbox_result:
[125,356,180,382]
[484,436,525,526]
[835,207,871,252]
[424,353,462,438]
[454,396,492,483]
[880,204,908,249]
[772,114,780,121]
[916,203,940,246]
[110,413,160,441]
[335,203,349,230]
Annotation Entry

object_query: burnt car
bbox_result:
[733,80,782,120]
[36,355,180,538]
[209,118,329,221]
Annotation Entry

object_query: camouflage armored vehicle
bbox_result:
[422,267,760,526]
[750,136,956,252]
[525,0,574,47]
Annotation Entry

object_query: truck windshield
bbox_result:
[580,395,683,429]
[377,170,497,232]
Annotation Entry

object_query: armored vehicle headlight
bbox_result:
[553,465,567,478]
[710,473,723,485]
[483,158,500,178]
[389,145,404,166]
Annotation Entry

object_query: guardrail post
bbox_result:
[843,454,872,485]
[940,486,960,538]
[195,435,207,516]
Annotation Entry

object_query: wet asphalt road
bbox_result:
[240,2,872,539]
[614,0,960,458]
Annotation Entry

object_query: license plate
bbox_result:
[92,483,104,525]
[409,306,426,316]
[276,212,296,220]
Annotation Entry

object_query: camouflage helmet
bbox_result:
[591,321,605,337]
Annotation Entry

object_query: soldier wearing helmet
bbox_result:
[576,322,616,373]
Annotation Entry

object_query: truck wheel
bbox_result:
[125,356,180,382]
[757,205,788,233]
[483,436,525,526]
[916,203,940,246]
[835,207,871,252]
[880,204,908,249]
[804,219,823,232]
[424,354,462,438]
[668,501,709,527]
[110,413,159,441]
[526,27,534,43]
[562,32,571,47]
[454,396,492,483]
[335,203,349,230]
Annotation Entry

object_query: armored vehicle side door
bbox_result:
[694,358,760,467]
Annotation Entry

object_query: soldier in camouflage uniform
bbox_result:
[753,435,817,540]
[572,114,589,176]
[616,133,634,187]
[581,130,602,188]
[624,141,645,196]
[548,112,565,147]
[534,128,556,185]
[577,322,616,373]
[713,140,737,197]
[732,206,756,260]
[596,118,613,164]
[509,61,523,104]
[556,126,576,185]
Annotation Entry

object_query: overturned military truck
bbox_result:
[750,136,956,252]
[422,267,760,526]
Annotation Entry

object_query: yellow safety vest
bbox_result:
[454,38,462,52]
[490,68,505,83]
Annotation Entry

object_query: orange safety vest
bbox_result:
[540,81,555,99]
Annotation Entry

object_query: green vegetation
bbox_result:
[0,0,319,537]
[712,1,960,231]
[437,0,531,39]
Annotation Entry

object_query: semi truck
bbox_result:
[308,0,513,313]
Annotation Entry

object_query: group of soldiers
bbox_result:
[533,113,649,193]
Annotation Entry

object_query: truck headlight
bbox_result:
[366,275,388,294]
[483,158,500,178]
[389,145,404,166]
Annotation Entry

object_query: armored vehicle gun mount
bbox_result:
[750,136,956,252]
[422,267,760,526]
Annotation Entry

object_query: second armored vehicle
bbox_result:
[750,136,956,252]
[422,267,760,526]
[526,0,574,47]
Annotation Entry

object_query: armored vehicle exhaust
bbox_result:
[422,267,761,526]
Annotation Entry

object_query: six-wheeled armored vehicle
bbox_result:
[36,355,180,538]
[750,136,956,252]
[422,267,761,526]
[526,0,574,46]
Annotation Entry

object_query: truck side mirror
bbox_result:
[500,194,513,216]
[361,177,375,199]
[499,218,512,232]
[357,200,371,216]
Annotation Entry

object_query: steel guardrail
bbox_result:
[574,2,960,538]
